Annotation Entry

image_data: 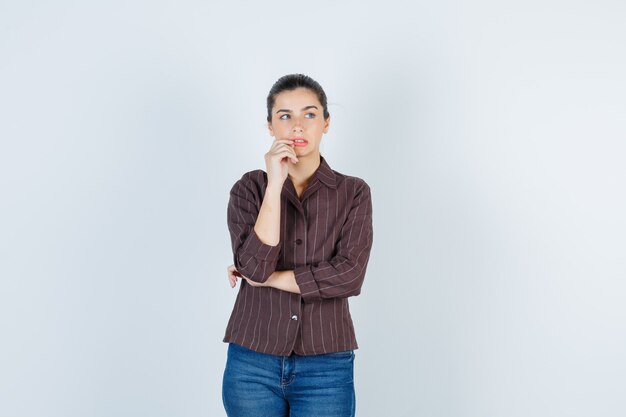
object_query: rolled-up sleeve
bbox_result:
[227,174,282,283]
[293,181,373,303]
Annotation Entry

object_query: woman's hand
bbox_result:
[265,137,298,187]
[227,264,267,288]
[227,264,240,288]
[227,266,299,294]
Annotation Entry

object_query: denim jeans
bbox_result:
[222,342,356,417]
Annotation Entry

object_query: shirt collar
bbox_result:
[315,154,337,189]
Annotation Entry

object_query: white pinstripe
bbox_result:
[240,281,257,344]
[263,289,273,353]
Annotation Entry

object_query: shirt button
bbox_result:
[291,315,298,320]
[295,238,303,245]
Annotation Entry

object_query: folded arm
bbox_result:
[227,174,282,283]
[228,175,374,299]
[293,181,374,303]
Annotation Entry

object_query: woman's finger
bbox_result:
[227,265,239,287]
[270,148,299,164]
[269,141,297,155]
[271,138,295,146]
[268,143,297,157]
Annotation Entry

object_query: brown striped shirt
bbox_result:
[222,154,374,356]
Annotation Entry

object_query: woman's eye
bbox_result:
[279,113,315,120]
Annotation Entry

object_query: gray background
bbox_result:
[1,1,625,416]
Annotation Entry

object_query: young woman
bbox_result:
[221,73,374,417]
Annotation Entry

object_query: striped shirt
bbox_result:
[223,154,374,356]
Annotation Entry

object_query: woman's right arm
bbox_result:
[253,137,297,246]
[227,138,297,283]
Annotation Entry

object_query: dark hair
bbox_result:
[266,73,330,123]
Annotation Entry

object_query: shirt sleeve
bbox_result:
[293,180,373,303]
[227,173,282,283]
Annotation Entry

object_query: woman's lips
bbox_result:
[292,138,308,147]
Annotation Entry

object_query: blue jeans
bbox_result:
[222,342,356,417]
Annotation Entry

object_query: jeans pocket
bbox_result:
[324,349,353,358]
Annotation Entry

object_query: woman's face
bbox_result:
[267,87,330,158]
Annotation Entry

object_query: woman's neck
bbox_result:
[288,152,321,188]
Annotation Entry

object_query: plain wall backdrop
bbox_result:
[1,1,625,416]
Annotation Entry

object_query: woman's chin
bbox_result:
[295,147,319,157]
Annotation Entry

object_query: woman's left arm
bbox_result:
[292,181,373,302]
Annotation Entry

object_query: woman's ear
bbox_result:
[323,116,330,134]
[267,122,274,137]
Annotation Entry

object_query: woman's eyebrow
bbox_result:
[275,105,318,114]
